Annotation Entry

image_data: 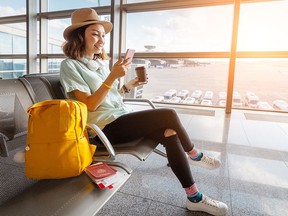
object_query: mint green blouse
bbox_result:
[60,58,132,129]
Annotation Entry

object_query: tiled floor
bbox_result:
[96,106,288,216]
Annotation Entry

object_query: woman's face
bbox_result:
[84,23,106,58]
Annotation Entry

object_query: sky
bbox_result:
[0,0,288,53]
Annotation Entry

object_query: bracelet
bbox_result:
[102,82,112,89]
[122,84,130,93]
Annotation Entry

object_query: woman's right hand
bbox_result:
[110,58,130,80]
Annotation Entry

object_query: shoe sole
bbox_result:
[186,200,228,216]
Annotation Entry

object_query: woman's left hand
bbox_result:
[125,77,148,89]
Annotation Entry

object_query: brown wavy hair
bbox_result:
[62,24,109,60]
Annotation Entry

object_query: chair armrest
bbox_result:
[0,135,9,157]
[123,98,156,109]
[86,123,116,161]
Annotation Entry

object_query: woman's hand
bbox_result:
[125,76,148,89]
[110,58,130,80]
[104,58,131,87]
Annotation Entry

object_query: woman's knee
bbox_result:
[162,108,177,118]
[164,128,176,137]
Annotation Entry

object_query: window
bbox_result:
[48,18,69,54]
[234,58,288,111]
[238,1,288,51]
[48,0,111,12]
[126,5,233,52]
[0,0,26,17]
[0,59,26,78]
[0,31,12,54]
[126,58,229,108]
[0,24,26,54]
[48,58,64,73]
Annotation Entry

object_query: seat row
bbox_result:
[0,73,165,215]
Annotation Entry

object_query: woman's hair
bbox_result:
[62,24,110,60]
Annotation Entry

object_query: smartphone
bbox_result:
[124,49,135,64]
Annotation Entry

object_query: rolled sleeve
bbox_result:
[60,59,91,98]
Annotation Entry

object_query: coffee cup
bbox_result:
[135,66,147,83]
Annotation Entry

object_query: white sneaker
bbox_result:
[186,194,228,215]
[188,154,221,170]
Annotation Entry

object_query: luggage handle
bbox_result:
[27,100,68,111]
[27,100,70,133]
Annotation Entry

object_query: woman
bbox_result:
[60,8,228,215]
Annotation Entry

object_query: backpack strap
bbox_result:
[74,101,87,133]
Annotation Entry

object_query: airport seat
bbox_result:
[0,77,131,215]
[0,79,36,157]
[0,167,130,216]
[0,74,167,215]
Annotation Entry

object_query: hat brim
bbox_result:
[63,20,113,40]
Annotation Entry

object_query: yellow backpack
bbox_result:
[25,100,96,179]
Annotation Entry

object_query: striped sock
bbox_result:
[188,148,203,161]
[185,183,202,203]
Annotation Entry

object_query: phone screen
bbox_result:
[124,49,135,63]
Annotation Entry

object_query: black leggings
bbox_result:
[98,108,195,188]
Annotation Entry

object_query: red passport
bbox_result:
[85,162,116,179]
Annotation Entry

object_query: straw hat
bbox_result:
[63,8,113,40]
